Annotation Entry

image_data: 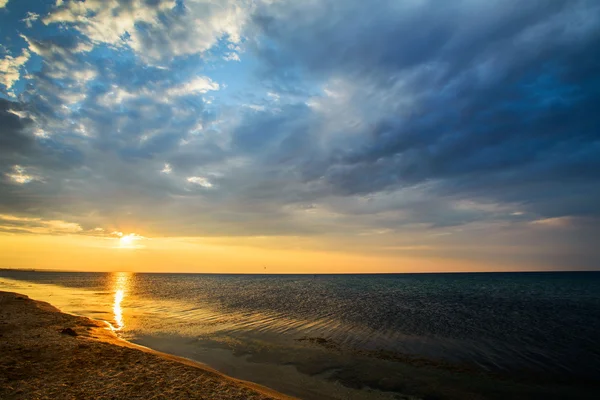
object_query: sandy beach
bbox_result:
[0,291,293,400]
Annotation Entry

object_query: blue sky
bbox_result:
[1,0,599,271]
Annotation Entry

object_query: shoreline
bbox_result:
[2,282,599,400]
[0,291,294,400]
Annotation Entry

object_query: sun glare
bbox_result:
[118,234,138,248]
[111,272,130,331]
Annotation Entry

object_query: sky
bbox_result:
[0,0,599,273]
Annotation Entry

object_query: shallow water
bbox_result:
[1,270,599,399]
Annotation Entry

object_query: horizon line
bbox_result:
[1,268,598,275]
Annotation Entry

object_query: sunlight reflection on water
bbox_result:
[112,272,130,331]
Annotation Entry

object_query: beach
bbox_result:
[0,291,292,400]
[2,272,600,400]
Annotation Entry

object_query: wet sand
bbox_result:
[0,291,293,400]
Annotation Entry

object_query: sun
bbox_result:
[119,234,137,248]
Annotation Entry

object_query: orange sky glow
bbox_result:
[0,231,554,274]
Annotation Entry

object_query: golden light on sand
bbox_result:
[112,272,130,331]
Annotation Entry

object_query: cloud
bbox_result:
[0,214,83,235]
[166,76,220,97]
[0,48,30,93]
[5,165,39,184]
[43,0,251,61]
[187,176,213,188]
[248,0,600,215]
[530,217,575,228]
[43,0,176,50]
[0,97,85,217]
[20,34,91,58]
[0,99,35,166]
[21,12,40,28]
[223,52,241,62]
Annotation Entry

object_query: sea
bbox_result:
[1,270,599,399]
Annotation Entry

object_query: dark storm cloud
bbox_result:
[248,0,600,221]
[251,0,583,81]
[0,98,83,173]
[0,98,87,216]
[0,98,33,156]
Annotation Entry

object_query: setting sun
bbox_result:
[119,234,139,249]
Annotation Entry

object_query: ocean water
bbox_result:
[1,270,599,399]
